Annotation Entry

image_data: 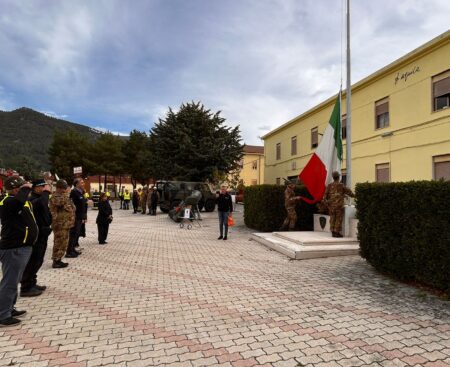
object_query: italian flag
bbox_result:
[299,93,343,203]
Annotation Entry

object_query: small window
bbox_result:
[276,143,281,160]
[433,154,450,181]
[433,70,450,111]
[291,161,297,170]
[375,98,389,129]
[291,136,297,155]
[311,127,318,148]
[376,163,390,183]
[252,161,257,170]
[276,177,281,185]
[238,159,243,169]
[341,169,347,186]
[251,179,257,185]
[342,114,347,140]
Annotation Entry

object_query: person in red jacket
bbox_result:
[0,176,38,326]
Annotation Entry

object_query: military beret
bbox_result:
[32,179,46,187]
[5,176,26,190]
[56,179,68,189]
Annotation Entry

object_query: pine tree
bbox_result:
[150,102,243,182]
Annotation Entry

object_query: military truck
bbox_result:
[156,181,216,213]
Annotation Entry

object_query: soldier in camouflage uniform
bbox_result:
[280,181,302,231]
[323,171,354,238]
[140,186,148,214]
[49,180,75,268]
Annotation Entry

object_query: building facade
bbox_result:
[263,31,450,187]
[236,145,265,186]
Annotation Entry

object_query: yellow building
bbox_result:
[263,31,450,187]
[236,145,265,186]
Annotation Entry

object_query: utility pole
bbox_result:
[345,0,352,188]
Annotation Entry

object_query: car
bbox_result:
[235,189,244,204]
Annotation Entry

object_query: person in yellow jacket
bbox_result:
[123,189,131,210]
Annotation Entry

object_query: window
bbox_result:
[251,179,258,185]
[311,127,318,148]
[376,163,390,183]
[341,114,347,140]
[433,70,450,111]
[252,160,257,170]
[291,136,297,155]
[341,169,347,186]
[276,143,281,160]
[276,177,281,185]
[433,154,450,181]
[375,97,389,129]
[291,161,297,170]
[238,159,243,169]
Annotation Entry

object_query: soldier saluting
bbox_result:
[49,180,75,268]
[323,171,354,238]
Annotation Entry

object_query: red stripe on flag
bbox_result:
[298,153,327,202]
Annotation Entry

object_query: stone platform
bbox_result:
[251,231,360,260]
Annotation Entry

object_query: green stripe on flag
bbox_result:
[329,95,342,161]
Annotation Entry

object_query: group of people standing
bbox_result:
[119,186,159,215]
[0,176,112,327]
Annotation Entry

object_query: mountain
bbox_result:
[0,107,102,171]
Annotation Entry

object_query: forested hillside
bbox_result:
[0,107,101,172]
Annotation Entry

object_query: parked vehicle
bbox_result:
[156,181,216,213]
[235,189,244,204]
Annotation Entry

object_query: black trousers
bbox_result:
[68,219,83,254]
[21,233,50,291]
[97,222,109,243]
[151,204,157,215]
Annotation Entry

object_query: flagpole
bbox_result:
[345,0,352,188]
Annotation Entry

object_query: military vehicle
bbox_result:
[156,181,216,213]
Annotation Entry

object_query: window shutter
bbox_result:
[433,77,450,98]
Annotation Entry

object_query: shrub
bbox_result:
[244,184,317,232]
[356,181,450,294]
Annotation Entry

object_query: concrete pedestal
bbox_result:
[313,205,358,237]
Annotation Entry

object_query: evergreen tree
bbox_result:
[48,129,97,183]
[150,102,243,182]
[122,130,152,187]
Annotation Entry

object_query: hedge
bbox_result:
[356,181,450,294]
[244,184,317,232]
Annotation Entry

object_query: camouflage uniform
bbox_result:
[140,186,148,214]
[280,186,300,231]
[49,192,75,261]
[323,181,354,236]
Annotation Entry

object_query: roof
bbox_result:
[243,145,264,154]
[262,29,450,140]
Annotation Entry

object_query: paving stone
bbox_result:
[2,208,448,367]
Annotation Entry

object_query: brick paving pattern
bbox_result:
[0,205,449,366]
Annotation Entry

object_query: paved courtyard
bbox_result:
[1,205,449,367]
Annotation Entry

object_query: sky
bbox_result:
[0,0,449,144]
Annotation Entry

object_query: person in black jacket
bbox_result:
[0,176,38,326]
[96,192,112,244]
[67,178,87,258]
[216,184,233,240]
[20,179,52,297]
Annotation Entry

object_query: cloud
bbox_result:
[0,0,449,145]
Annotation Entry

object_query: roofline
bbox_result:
[262,29,450,140]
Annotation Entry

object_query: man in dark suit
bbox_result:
[67,178,87,258]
